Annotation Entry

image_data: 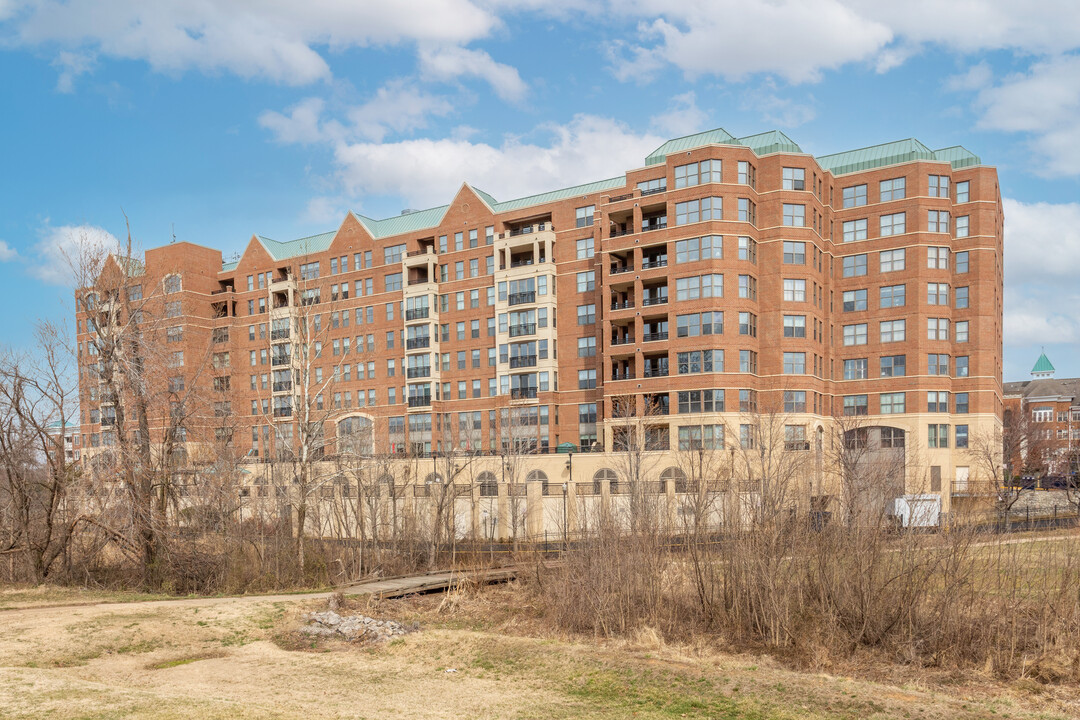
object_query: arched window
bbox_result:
[337,416,373,456]
[593,468,617,495]
[660,466,688,493]
[477,471,498,497]
[528,469,553,495]
[425,472,444,485]
[84,292,97,310]
[163,274,182,294]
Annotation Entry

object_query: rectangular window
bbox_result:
[675,274,723,300]
[675,235,723,263]
[842,254,867,277]
[956,392,969,413]
[955,286,969,308]
[880,212,906,236]
[783,241,805,264]
[578,369,597,389]
[928,174,950,197]
[577,337,597,357]
[928,246,949,268]
[738,160,755,187]
[782,167,805,190]
[842,218,867,242]
[577,271,595,292]
[675,197,722,225]
[738,198,756,224]
[879,284,905,308]
[880,392,905,414]
[928,424,950,449]
[955,215,970,238]
[955,356,969,377]
[738,312,757,337]
[783,315,806,338]
[784,391,807,413]
[928,318,949,340]
[955,321,969,343]
[576,238,594,259]
[879,248,905,272]
[843,323,867,346]
[843,395,868,416]
[956,251,969,273]
[783,279,806,302]
[739,350,757,374]
[577,304,595,325]
[843,358,868,380]
[384,244,406,264]
[880,354,906,377]
[843,184,867,208]
[782,203,805,227]
[674,160,721,188]
[842,289,867,312]
[927,282,948,305]
[738,274,756,300]
[956,180,969,203]
[880,319,906,343]
[384,272,402,292]
[738,236,757,263]
[783,351,805,374]
[879,177,906,201]
[928,391,949,413]
[955,425,969,449]
[928,353,949,375]
[928,210,950,233]
[576,205,595,228]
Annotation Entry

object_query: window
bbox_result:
[843,184,867,208]
[879,248,905,272]
[674,160,721,188]
[842,254,867,277]
[956,356,969,377]
[738,160,756,187]
[843,358,868,380]
[299,261,319,280]
[783,241,805,264]
[956,215,970,238]
[738,312,757,337]
[164,300,181,318]
[782,167,805,190]
[384,244,406,264]
[166,326,183,343]
[879,284,905,308]
[928,318,949,340]
[738,274,757,300]
[739,350,757,373]
[956,180,969,203]
[928,282,948,305]
[783,352,805,374]
[955,286,969,309]
[677,389,724,413]
[739,389,757,412]
[842,218,867,242]
[677,349,721,374]
[775,280,803,305]
[928,210,950,233]
[955,321,969,343]
[163,274,182,294]
[740,424,755,449]
[879,177,906,201]
[783,315,806,338]
[637,177,666,194]
[780,391,806,414]
[674,312,724,338]
[576,205,595,228]
[385,273,402,292]
[956,251,969,273]
[128,284,142,301]
[880,212,905,236]
[928,246,949,269]
[577,304,595,325]
[675,197,722,225]
[880,355,906,377]
[928,174,949,197]
[675,274,723,300]
[578,369,597,389]
[928,354,949,375]
[928,424,950,449]
[782,203,805,227]
[738,236,757,263]
[578,337,596,357]
[955,425,969,449]
[1032,406,1053,423]
[678,425,725,451]
[880,392,905,414]
[576,238,594,259]
[843,323,867,346]
[738,198,756,224]
[928,391,949,413]
[955,392,969,413]
[675,235,723,263]
[842,289,867,312]
[843,395,868,416]
[880,319,905,343]
[577,271,595,293]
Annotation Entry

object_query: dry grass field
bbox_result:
[1,578,1079,720]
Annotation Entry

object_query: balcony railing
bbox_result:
[406,337,431,350]
[510,387,538,400]
[273,407,293,418]
[640,186,666,197]
[610,335,635,346]
[643,332,669,343]
[508,323,536,337]
[641,219,668,232]
[642,296,668,306]
[507,291,536,306]
[407,367,431,379]
[609,264,634,275]
[611,371,635,381]
[408,396,432,408]
[643,367,669,378]
[611,300,635,310]
[270,328,289,340]
[509,355,537,368]
[405,308,429,321]
[272,381,292,392]
[641,258,668,270]
[101,417,116,427]
[271,356,290,366]
[407,248,435,257]
[509,258,536,268]
[610,226,634,238]
[608,192,633,202]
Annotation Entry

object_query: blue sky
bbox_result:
[1,0,1079,380]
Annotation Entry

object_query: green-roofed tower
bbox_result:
[1031,352,1056,379]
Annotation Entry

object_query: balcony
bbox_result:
[610,226,634,238]
[270,328,289,340]
[271,355,290,367]
[641,218,668,232]
[643,367,669,378]
[640,186,665,197]
[611,300,635,311]
[507,291,536,306]
[101,417,116,427]
[272,381,292,392]
[642,331,669,342]
[510,387,538,400]
[509,355,537,369]
[509,323,537,337]
[406,337,431,350]
[509,258,536,268]
[507,222,551,237]
[408,396,432,408]
[641,258,668,270]
[407,367,431,379]
[273,407,293,418]
[609,264,634,276]
[405,308,429,321]
[610,335,635,346]
[642,296,668,307]
[611,371,635,381]
[608,192,633,202]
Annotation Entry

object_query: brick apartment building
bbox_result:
[1004,353,1080,479]
[75,127,1004,523]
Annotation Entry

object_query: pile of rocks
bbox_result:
[299,611,414,644]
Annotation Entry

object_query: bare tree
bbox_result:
[967,409,1042,518]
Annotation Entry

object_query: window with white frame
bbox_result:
[928,318,949,340]
[843,395,868,416]
[880,212,905,236]
[783,315,806,338]
[955,286,969,308]
[880,319,906,343]
[927,282,948,305]
[738,197,756,224]
[879,248,905,272]
[928,353,949,375]
[675,235,723,262]
[930,246,953,272]
[783,203,805,227]
[843,184,867,208]
[928,391,949,413]
[928,210,950,233]
[843,323,867,346]
[928,174,950,197]
[783,352,806,374]
[843,358,868,379]
[738,160,755,187]
[880,392,905,414]
[879,177,906,201]
[577,271,595,293]
[783,241,805,264]
[783,278,806,302]
[782,167,805,190]
[842,289,867,311]
[955,215,969,238]
[576,205,595,228]
[738,236,757,263]
[955,180,969,203]
[843,218,867,242]
[576,238,594,259]
[955,320,969,342]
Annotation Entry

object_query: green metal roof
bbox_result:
[1032,352,1055,374]
[736,130,803,156]
[932,145,982,169]
[485,177,625,213]
[353,205,450,240]
[646,128,737,165]
[817,139,936,176]
[221,260,238,272]
[255,230,337,261]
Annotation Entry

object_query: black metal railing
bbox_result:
[611,371,635,381]
[611,300,635,310]
[641,220,667,232]
[640,186,665,196]
[510,387,538,399]
[270,328,289,340]
[509,355,537,368]
[272,381,292,392]
[610,226,634,238]
[507,291,536,306]
[610,335,635,346]
[407,367,431,378]
[609,264,634,275]
[642,296,668,306]
[608,193,632,202]
[643,368,669,378]
[405,308,429,321]
[408,396,432,407]
[273,407,293,418]
[642,331,668,342]
[509,258,535,268]
[641,258,668,269]
[406,337,430,349]
[508,323,536,337]
[271,356,290,366]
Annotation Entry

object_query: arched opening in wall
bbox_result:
[477,471,498,497]
[337,415,374,457]
[424,472,444,485]
[593,467,617,495]
[527,469,552,495]
[660,466,688,493]
[841,425,907,521]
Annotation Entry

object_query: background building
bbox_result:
[1004,353,1080,479]
[75,127,1004,525]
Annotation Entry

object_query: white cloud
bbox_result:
[51,50,95,93]
[418,45,526,102]
[740,82,816,128]
[31,224,120,285]
[975,55,1080,176]
[346,80,455,141]
[0,240,16,261]
[304,196,348,225]
[649,91,708,137]
[944,61,993,93]
[9,0,500,85]
[259,97,329,145]
[333,114,664,209]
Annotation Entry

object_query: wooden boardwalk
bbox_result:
[338,566,518,600]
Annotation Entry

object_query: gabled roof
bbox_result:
[480,177,625,214]
[254,230,337,261]
[1032,352,1056,374]
[353,205,450,240]
[114,255,145,277]
[736,130,802,156]
[817,139,935,176]
[646,128,738,165]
